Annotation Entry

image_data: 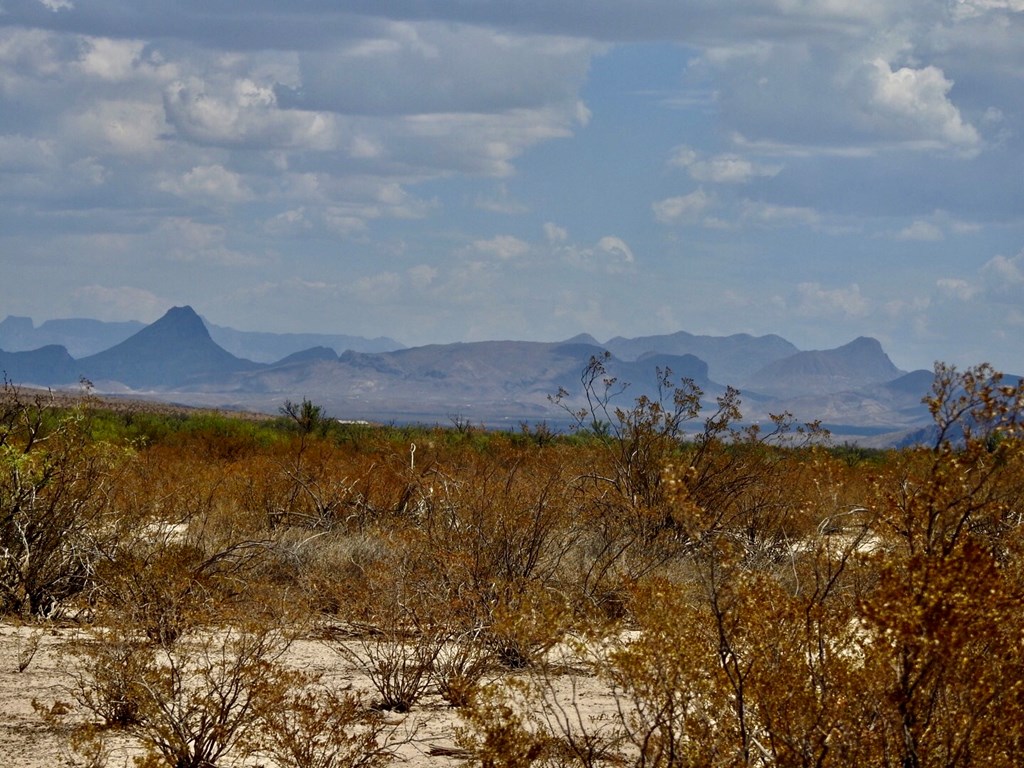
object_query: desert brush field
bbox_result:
[3,361,1024,767]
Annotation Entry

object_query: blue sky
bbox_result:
[1,0,1022,373]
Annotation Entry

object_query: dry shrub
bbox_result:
[456,681,552,768]
[330,580,447,713]
[68,622,292,768]
[484,582,571,670]
[457,669,621,768]
[251,669,409,768]
[603,578,745,767]
[65,629,152,728]
[279,528,389,617]
[432,629,498,708]
[31,699,113,768]
[92,533,274,645]
[0,384,127,618]
[406,450,581,667]
[459,362,1024,768]
[61,618,408,768]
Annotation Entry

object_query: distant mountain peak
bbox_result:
[746,336,904,397]
[0,344,78,387]
[77,305,256,388]
[840,336,883,351]
[561,333,601,347]
[0,315,35,332]
[604,329,799,385]
[151,305,209,337]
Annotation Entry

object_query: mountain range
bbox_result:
[0,312,403,361]
[0,305,981,445]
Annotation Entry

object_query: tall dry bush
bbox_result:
[0,383,127,617]
[407,448,579,667]
[850,363,1024,767]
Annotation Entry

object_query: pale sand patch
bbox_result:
[0,622,620,767]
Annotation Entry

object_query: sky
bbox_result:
[1,0,1022,374]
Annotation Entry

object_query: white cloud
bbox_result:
[399,106,581,177]
[159,164,251,202]
[68,99,166,154]
[896,220,944,241]
[164,77,339,150]
[350,272,402,297]
[76,38,146,82]
[741,201,821,227]
[0,29,63,88]
[560,234,637,274]
[276,179,438,237]
[544,222,568,243]
[0,135,56,171]
[282,23,598,117]
[984,253,1024,282]
[158,218,225,250]
[472,234,531,260]
[792,282,871,318]
[953,0,1024,19]
[691,155,778,184]
[264,208,311,236]
[868,59,981,152]
[37,0,73,12]
[729,133,877,159]
[170,246,261,268]
[668,146,699,168]
[950,219,983,235]
[322,210,368,237]
[349,135,383,159]
[598,236,634,266]
[575,100,593,127]
[936,278,979,301]
[653,188,713,224]
[150,217,263,267]
[982,107,1005,125]
[474,183,529,214]
[669,144,781,183]
[981,250,1024,300]
[596,235,635,265]
[68,156,109,186]
[408,264,439,289]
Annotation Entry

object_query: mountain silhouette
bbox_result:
[0,315,145,357]
[605,330,798,386]
[0,305,999,444]
[0,344,78,387]
[203,319,403,362]
[746,336,904,396]
[77,306,259,388]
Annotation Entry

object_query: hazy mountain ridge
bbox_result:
[605,330,799,385]
[203,321,404,362]
[229,339,710,411]
[0,344,79,388]
[0,312,402,362]
[0,315,146,358]
[0,305,981,443]
[742,337,905,397]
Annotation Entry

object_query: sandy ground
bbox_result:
[0,621,613,767]
[0,621,461,767]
